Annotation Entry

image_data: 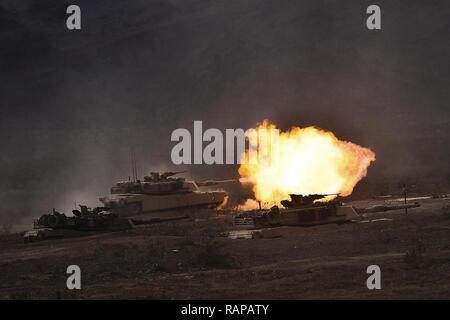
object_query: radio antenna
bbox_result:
[133,148,138,181]
[130,147,139,182]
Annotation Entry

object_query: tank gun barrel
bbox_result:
[196,179,238,187]
[164,171,186,176]
[159,171,186,179]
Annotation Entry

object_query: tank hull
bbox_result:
[100,190,227,218]
[242,205,360,227]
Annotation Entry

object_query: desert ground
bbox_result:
[1,197,450,300]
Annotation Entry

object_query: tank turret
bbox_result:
[111,172,187,195]
[280,193,339,208]
[144,171,186,182]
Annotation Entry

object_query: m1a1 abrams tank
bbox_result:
[23,206,133,243]
[236,194,360,227]
[34,206,132,231]
[99,172,233,218]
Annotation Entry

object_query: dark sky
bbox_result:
[0,0,449,223]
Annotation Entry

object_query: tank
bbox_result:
[235,194,359,227]
[33,206,133,231]
[23,206,133,243]
[99,172,231,218]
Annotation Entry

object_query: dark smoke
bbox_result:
[0,0,449,226]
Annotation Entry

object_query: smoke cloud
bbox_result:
[0,0,449,225]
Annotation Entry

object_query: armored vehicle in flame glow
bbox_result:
[235,194,360,227]
[255,194,359,226]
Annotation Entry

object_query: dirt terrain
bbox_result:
[1,197,450,300]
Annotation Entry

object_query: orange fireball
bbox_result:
[238,120,376,206]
